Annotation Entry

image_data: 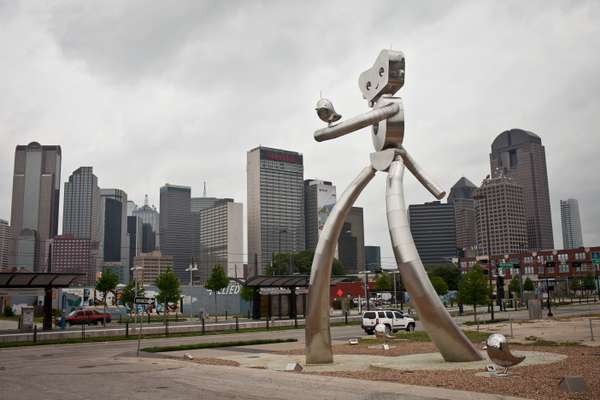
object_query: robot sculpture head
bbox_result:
[358,50,405,104]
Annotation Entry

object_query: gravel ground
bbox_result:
[310,343,599,400]
[190,357,240,367]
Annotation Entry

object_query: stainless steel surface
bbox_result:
[386,157,482,362]
[305,165,376,364]
[371,96,404,151]
[314,102,399,142]
[485,333,525,370]
[397,146,445,200]
[315,98,342,124]
[359,49,405,103]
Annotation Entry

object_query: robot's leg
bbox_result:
[305,165,376,364]
[386,157,482,362]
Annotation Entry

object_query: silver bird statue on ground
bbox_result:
[485,334,526,375]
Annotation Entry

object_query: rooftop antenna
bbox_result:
[144,194,149,206]
[203,181,207,197]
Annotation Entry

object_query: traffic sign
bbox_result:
[592,258,600,265]
[336,289,344,297]
[135,297,152,305]
[498,262,513,268]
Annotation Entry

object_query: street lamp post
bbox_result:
[545,277,553,317]
[130,266,143,357]
[185,261,199,287]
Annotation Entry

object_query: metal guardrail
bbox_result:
[0,314,361,344]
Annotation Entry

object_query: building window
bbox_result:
[559,264,569,273]
[538,266,545,274]
[558,253,569,262]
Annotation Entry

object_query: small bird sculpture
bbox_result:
[485,333,525,375]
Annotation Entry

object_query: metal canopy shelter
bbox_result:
[0,272,82,289]
[0,272,83,330]
[240,275,347,320]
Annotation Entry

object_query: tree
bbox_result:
[332,258,345,276]
[240,286,255,302]
[523,277,535,291]
[458,265,489,328]
[155,268,181,320]
[375,272,393,291]
[266,249,345,276]
[96,269,119,310]
[426,263,461,291]
[121,280,144,312]
[583,274,596,293]
[429,275,449,296]
[508,276,521,296]
[205,265,230,319]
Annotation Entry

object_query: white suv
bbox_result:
[361,309,415,335]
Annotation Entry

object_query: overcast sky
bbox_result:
[1,1,599,268]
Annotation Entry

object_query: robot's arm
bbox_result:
[397,146,446,200]
[314,102,399,142]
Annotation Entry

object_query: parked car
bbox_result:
[57,309,112,326]
[361,309,415,335]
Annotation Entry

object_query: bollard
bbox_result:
[33,325,37,343]
[119,314,122,323]
[225,310,228,320]
[345,311,348,325]
[147,313,150,324]
[201,317,205,335]
[266,318,270,330]
[294,316,298,328]
[235,316,239,331]
[81,323,85,340]
[176,313,179,322]
[165,318,169,336]
[590,319,595,341]
[247,309,250,320]
[126,321,129,338]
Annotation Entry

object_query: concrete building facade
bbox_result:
[63,167,101,241]
[132,251,174,286]
[337,206,365,274]
[408,201,457,265]
[159,184,192,282]
[560,199,584,249]
[197,199,243,282]
[49,235,98,286]
[475,175,528,257]
[9,142,61,271]
[490,129,554,250]
[0,219,11,270]
[247,147,305,274]
[304,179,336,252]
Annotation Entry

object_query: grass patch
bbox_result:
[523,336,583,347]
[463,318,509,326]
[142,338,297,353]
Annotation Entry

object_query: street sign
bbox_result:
[135,297,152,305]
[592,258,600,265]
[498,262,513,269]
[336,289,344,297]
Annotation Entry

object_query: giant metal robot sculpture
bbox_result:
[305,49,483,364]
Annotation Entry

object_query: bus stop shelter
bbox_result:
[0,272,83,330]
[242,275,346,319]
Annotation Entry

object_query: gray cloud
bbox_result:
[1,0,599,265]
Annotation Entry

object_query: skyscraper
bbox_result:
[304,179,336,251]
[63,167,101,241]
[190,196,220,264]
[447,177,478,254]
[10,142,61,271]
[198,199,243,282]
[247,146,305,274]
[132,195,159,250]
[408,201,457,264]
[337,206,365,274]
[365,245,381,271]
[490,129,554,250]
[127,216,143,270]
[0,219,11,270]
[99,189,129,281]
[560,199,583,249]
[160,184,192,281]
[475,175,528,256]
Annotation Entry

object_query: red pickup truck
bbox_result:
[60,309,112,326]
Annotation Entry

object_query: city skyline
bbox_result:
[1,2,600,265]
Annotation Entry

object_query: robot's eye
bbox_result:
[366,81,371,90]
[379,67,385,77]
